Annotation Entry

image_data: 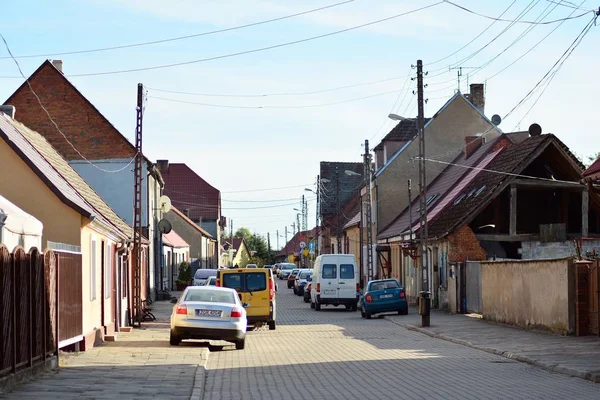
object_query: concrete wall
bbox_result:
[375,96,500,231]
[521,240,600,260]
[481,258,572,334]
[0,139,82,249]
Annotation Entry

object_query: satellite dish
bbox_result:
[491,114,502,126]
[158,219,172,234]
[159,195,172,213]
[529,123,542,136]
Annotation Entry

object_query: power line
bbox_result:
[51,2,446,78]
[0,32,139,173]
[147,75,405,98]
[222,183,316,193]
[148,88,403,109]
[0,0,356,60]
[443,0,591,24]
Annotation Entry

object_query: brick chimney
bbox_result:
[51,60,63,73]
[465,135,485,159]
[156,159,169,172]
[469,83,485,114]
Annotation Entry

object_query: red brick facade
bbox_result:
[5,61,135,160]
[447,225,486,263]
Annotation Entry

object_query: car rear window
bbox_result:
[185,289,235,304]
[221,272,267,292]
[194,269,218,279]
[322,264,337,279]
[340,264,354,279]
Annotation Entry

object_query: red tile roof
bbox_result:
[162,230,189,248]
[159,163,220,221]
[277,227,321,257]
[584,157,600,180]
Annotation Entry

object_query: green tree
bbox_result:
[234,227,253,241]
[234,227,269,260]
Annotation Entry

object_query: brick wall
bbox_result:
[6,61,135,160]
[448,225,486,263]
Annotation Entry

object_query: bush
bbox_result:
[176,261,192,287]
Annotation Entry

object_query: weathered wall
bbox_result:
[481,258,572,334]
[375,96,500,231]
[448,225,487,262]
[521,240,600,260]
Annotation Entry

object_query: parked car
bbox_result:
[278,263,296,279]
[202,276,217,286]
[287,269,300,289]
[263,264,273,270]
[311,254,359,311]
[216,267,277,330]
[294,269,313,295]
[358,279,408,319]
[193,268,218,286]
[303,282,312,303]
[246,264,258,268]
[169,286,248,350]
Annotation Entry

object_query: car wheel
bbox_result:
[293,287,297,295]
[169,330,181,346]
[315,302,321,311]
[361,310,366,318]
[399,308,408,315]
[235,339,245,350]
[362,306,371,320]
[310,301,315,309]
[304,296,310,303]
[268,321,276,331]
[345,304,351,310]
[351,303,358,312]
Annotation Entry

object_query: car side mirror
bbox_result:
[238,293,243,300]
[242,302,250,308]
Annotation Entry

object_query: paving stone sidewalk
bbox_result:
[1,298,208,399]
[385,308,600,383]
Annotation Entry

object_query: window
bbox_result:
[223,273,243,291]
[185,289,235,304]
[91,239,97,301]
[246,272,267,292]
[322,264,337,279]
[104,242,111,299]
[474,185,486,197]
[340,264,354,279]
[426,193,439,206]
[453,193,466,205]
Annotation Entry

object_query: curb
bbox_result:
[190,349,210,400]
[385,317,600,384]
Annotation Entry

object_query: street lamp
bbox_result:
[344,170,361,177]
[388,113,406,121]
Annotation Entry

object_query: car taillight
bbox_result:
[216,279,221,287]
[269,279,274,299]
[231,308,243,318]
[316,283,321,293]
[176,305,187,315]
[400,291,406,299]
[365,294,373,303]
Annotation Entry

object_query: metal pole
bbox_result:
[276,230,280,250]
[417,59,430,327]
[132,83,144,327]
[335,167,341,253]
[364,140,373,281]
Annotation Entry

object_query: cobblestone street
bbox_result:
[203,285,600,400]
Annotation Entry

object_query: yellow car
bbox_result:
[216,268,276,330]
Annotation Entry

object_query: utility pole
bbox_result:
[267,232,272,265]
[285,226,288,244]
[335,167,341,253]
[132,83,144,327]
[292,222,296,235]
[296,214,301,234]
[276,230,280,250]
[449,66,478,92]
[364,140,374,281]
[417,59,431,327]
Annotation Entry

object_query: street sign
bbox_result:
[299,241,307,250]
[302,249,310,257]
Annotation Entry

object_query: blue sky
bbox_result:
[1,0,598,248]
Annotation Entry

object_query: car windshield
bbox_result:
[222,272,267,293]
[184,289,235,304]
[281,264,295,270]
[370,280,400,291]
[299,272,312,279]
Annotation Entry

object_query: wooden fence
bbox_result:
[0,245,58,379]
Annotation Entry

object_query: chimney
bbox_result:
[469,83,485,114]
[183,209,190,217]
[465,135,485,159]
[51,60,63,73]
[156,159,169,172]
[0,105,15,119]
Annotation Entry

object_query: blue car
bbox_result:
[358,279,408,319]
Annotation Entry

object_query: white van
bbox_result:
[310,254,359,311]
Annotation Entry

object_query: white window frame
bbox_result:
[104,241,111,299]
[91,238,97,301]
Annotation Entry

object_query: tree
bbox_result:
[235,227,253,241]
[234,227,269,260]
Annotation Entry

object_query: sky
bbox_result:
[1,0,598,250]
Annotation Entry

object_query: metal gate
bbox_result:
[465,261,482,313]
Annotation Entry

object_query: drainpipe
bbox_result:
[0,212,6,244]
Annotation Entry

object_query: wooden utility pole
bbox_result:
[276,230,280,250]
[132,83,144,327]
[267,232,272,265]
[335,167,341,253]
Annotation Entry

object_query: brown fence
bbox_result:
[56,251,82,344]
[0,245,58,379]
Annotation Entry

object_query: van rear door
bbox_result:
[338,262,356,299]
[320,263,338,300]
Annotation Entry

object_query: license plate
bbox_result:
[324,289,336,295]
[195,309,222,317]
[380,294,393,299]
